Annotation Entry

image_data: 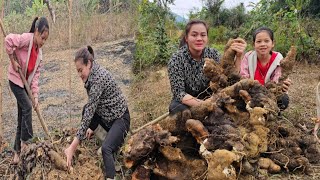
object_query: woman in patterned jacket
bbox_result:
[168,19,246,114]
[5,16,49,164]
[64,46,130,180]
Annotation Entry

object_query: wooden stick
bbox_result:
[0,1,4,144]
[0,18,53,144]
[68,0,73,124]
[131,112,169,134]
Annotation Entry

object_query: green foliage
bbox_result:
[302,0,320,18]
[3,0,32,15]
[189,1,248,47]
[133,0,176,74]
[82,0,100,14]
[208,26,228,43]
[238,0,320,63]
[26,0,46,17]
[198,0,247,29]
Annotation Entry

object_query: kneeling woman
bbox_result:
[65,46,130,180]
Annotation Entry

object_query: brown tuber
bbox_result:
[258,157,281,173]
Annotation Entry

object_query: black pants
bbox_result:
[169,99,189,115]
[9,81,33,153]
[277,93,290,111]
[85,108,130,178]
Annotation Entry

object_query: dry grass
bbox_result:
[283,63,320,126]
[130,67,172,130]
[3,6,136,51]
[49,12,136,50]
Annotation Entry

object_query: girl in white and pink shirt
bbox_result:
[240,27,292,111]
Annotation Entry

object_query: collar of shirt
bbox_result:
[181,44,207,65]
[84,61,98,89]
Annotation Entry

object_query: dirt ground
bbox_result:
[1,38,135,141]
[0,38,135,179]
[1,38,320,179]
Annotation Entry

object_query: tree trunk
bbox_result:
[43,0,56,23]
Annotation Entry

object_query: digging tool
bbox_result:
[0,18,54,144]
[131,112,169,134]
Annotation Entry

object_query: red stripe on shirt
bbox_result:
[254,52,277,85]
[26,43,38,80]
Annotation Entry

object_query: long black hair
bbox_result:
[29,16,49,34]
[74,46,95,65]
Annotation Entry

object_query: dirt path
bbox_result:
[2,38,135,143]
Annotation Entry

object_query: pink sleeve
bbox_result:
[271,66,281,83]
[239,52,250,79]
[31,61,42,98]
[5,33,30,55]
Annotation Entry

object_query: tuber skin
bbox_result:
[258,157,281,173]
[48,150,68,171]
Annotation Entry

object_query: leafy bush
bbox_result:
[133,0,177,74]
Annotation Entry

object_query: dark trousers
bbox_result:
[277,93,290,111]
[85,108,130,178]
[169,99,189,115]
[9,81,33,153]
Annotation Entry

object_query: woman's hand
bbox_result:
[33,97,39,109]
[231,38,247,58]
[64,146,75,168]
[282,78,292,92]
[86,128,94,139]
[64,137,80,168]
[231,38,247,72]
[11,59,21,72]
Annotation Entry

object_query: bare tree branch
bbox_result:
[43,0,56,23]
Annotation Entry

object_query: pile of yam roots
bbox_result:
[123,39,320,180]
[4,39,320,180]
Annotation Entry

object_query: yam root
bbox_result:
[131,165,151,180]
[203,58,228,92]
[265,46,297,99]
[123,124,178,168]
[48,150,68,171]
[278,46,297,83]
[154,151,207,180]
[185,119,209,144]
[201,148,242,180]
[190,95,218,121]
[258,158,281,173]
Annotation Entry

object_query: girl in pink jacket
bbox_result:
[5,16,49,164]
[240,27,292,111]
